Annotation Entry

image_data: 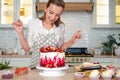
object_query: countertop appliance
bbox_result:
[65,47,93,56]
[65,47,93,66]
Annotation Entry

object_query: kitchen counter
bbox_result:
[0,67,117,80]
[1,54,120,67]
[0,54,31,58]
[1,54,120,58]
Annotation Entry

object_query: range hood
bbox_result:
[36,2,94,13]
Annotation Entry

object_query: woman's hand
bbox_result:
[12,20,30,52]
[12,20,24,35]
[70,30,82,43]
[61,30,82,50]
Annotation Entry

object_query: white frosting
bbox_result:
[40,52,65,67]
[89,70,100,78]
[40,52,65,60]
[102,70,113,78]
[81,62,100,67]
[116,70,120,77]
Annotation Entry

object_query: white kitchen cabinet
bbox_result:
[0,57,31,67]
[93,57,119,66]
[118,58,120,65]
[7,58,31,67]
[92,0,120,28]
[0,0,36,28]
[0,55,31,67]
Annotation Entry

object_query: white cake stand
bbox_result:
[36,65,69,77]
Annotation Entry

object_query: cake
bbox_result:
[81,62,100,67]
[102,70,114,80]
[89,70,100,80]
[39,46,65,68]
[81,62,101,70]
[107,65,116,72]
[116,70,120,80]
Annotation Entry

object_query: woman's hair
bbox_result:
[39,0,65,27]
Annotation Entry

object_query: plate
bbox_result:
[36,65,69,70]
[36,65,69,76]
[39,70,65,76]
[81,65,101,70]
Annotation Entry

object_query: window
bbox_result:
[0,0,14,24]
[20,0,32,24]
[116,0,120,23]
[93,0,120,28]
[0,0,33,27]
[96,0,109,25]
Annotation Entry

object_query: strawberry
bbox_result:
[40,47,48,52]
[54,63,57,68]
[46,46,55,52]
[60,49,64,52]
[15,67,28,75]
[56,48,61,52]
[45,46,51,51]
[45,64,49,68]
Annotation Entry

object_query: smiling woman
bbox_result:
[12,0,82,68]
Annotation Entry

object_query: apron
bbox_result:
[29,33,60,68]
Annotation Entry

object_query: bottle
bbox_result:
[13,38,18,54]
[0,48,1,55]
[21,48,25,55]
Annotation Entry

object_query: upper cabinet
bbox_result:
[92,0,120,28]
[0,0,35,28]
[36,2,94,13]
[0,0,14,26]
[116,0,120,23]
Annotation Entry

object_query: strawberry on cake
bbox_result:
[39,46,65,68]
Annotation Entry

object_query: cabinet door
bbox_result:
[93,58,119,65]
[20,0,33,24]
[115,0,120,23]
[92,0,120,28]
[0,0,14,25]
[0,0,33,28]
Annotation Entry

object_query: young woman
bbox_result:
[12,0,82,68]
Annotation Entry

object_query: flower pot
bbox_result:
[115,47,120,55]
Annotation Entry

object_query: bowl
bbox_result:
[1,70,14,80]
[74,72,85,78]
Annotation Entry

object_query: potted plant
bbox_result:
[115,33,120,55]
[101,34,120,55]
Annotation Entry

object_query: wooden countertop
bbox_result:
[0,54,31,58]
[0,67,117,80]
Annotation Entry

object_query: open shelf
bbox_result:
[36,2,94,13]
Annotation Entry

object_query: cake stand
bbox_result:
[36,65,69,76]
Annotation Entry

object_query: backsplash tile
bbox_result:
[62,11,91,47]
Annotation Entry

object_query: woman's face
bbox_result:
[45,3,63,24]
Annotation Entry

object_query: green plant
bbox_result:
[101,34,120,55]
[0,60,11,70]
[118,33,120,46]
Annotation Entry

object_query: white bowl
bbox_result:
[74,72,85,78]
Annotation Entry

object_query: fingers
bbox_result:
[12,20,23,27]
[75,30,82,38]
[76,30,81,33]
[18,20,23,25]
